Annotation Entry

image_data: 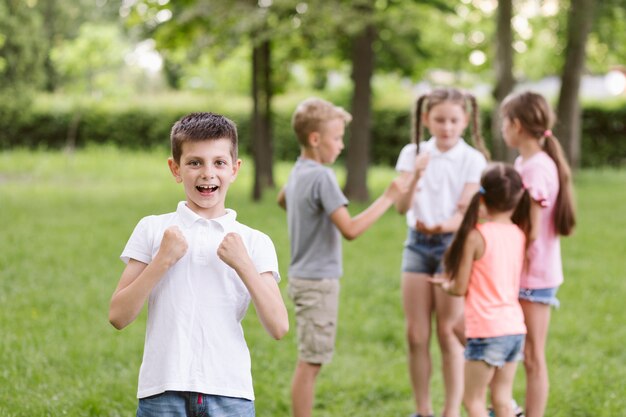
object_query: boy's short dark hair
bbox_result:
[291,98,352,147]
[170,112,238,163]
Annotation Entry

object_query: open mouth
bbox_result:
[196,185,218,195]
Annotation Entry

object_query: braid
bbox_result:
[466,93,491,160]
[412,94,428,154]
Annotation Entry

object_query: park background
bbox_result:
[1,0,625,416]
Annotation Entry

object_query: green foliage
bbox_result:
[50,23,130,95]
[580,103,626,166]
[0,0,46,90]
[0,0,47,146]
[0,149,625,416]
[2,92,626,169]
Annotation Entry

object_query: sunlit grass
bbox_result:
[1,148,624,416]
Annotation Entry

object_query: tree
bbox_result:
[0,0,46,147]
[251,35,274,200]
[124,0,298,200]
[490,0,516,162]
[555,0,596,168]
[299,0,454,201]
[344,8,376,201]
[35,0,119,92]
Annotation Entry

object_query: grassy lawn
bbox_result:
[0,147,624,416]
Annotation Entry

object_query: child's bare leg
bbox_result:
[463,360,493,417]
[490,362,518,417]
[521,300,551,417]
[435,285,465,417]
[291,360,322,417]
[402,272,435,416]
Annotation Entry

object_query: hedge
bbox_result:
[1,97,625,168]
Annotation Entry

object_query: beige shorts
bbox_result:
[288,277,340,364]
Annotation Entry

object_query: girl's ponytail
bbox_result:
[444,191,481,280]
[500,91,576,236]
[542,132,576,236]
[466,93,491,161]
[512,188,532,245]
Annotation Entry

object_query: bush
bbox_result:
[1,93,625,168]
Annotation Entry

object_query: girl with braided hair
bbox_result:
[395,87,490,417]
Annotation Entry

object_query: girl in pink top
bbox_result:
[500,92,576,417]
[432,163,532,417]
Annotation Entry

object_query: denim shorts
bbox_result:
[137,391,255,417]
[401,229,454,275]
[519,286,560,308]
[465,334,525,368]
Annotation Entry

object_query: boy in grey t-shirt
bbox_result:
[277,97,407,417]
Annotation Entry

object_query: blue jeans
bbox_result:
[137,391,255,417]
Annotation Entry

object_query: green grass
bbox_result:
[1,148,624,416]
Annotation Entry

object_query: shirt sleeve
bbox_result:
[317,168,349,216]
[395,143,419,172]
[465,150,487,184]
[120,216,154,265]
[521,163,551,207]
[249,231,281,282]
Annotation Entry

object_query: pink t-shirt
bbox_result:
[515,151,563,289]
[465,222,527,338]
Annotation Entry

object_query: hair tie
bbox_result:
[479,186,486,195]
[543,129,552,138]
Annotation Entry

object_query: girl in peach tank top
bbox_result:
[431,163,532,417]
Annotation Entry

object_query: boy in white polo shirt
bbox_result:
[109,112,288,417]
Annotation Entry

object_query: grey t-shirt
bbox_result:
[285,158,348,279]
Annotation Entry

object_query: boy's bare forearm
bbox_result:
[348,193,395,239]
[109,258,170,330]
[217,233,288,339]
[333,177,406,240]
[233,261,289,340]
[277,188,287,210]
[395,172,420,214]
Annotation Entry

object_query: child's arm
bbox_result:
[217,233,289,340]
[416,182,480,234]
[277,187,287,210]
[395,152,429,214]
[430,229,483,296]
[330,176,408,241]
[109,226,188,330]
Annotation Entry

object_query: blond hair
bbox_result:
[291,97,352,146]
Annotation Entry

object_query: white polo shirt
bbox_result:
[121,201,280,400]
[395,138,487,229]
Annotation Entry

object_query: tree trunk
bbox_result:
[491,0,516,162]
[556,0,596,169]
[344,23,376,202]
[251,39,274,201]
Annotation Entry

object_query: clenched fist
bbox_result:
[157,226,188,267]
[217,232,249,270]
